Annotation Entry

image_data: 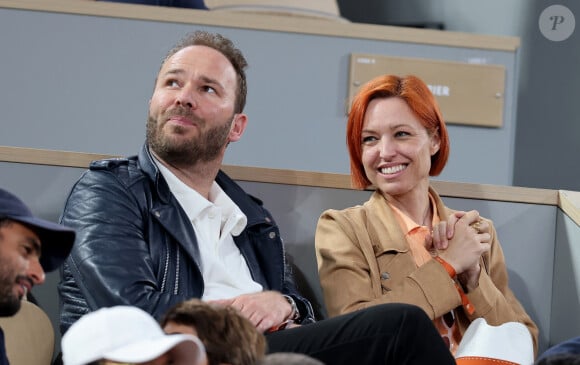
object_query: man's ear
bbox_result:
[228,113,248,143]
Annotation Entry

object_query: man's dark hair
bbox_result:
[161,31,248,113]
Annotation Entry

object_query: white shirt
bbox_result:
[154,158,263,300]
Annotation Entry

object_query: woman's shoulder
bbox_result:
[320,192,383,221]
[320,204,363,219]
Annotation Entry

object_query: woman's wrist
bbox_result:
[434,256,456,278]
[458,266,481,293]
[433,256,476,315]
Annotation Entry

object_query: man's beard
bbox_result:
[146,106,233,167]
[0,262,22,317]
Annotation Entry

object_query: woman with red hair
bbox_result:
[315,74,538,355]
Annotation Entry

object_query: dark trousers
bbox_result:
[266,303,455,365]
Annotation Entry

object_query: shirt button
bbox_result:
[381,272,390,280]
[269,232,276,239]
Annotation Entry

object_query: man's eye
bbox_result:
[21,245,33,256]
[166,79,180,87]
[202,85,216,94]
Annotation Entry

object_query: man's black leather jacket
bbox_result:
[58,144,315,334]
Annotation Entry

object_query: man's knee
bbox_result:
[363,303,435,336]
[365,303,426,321]
[346,303,427,333]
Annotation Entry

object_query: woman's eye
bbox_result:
[395,131,411,137]
[362,136,377,144]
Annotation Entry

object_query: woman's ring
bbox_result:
[471,220,483,234]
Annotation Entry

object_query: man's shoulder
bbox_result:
[89,155,138,171]
[65,155,152,210]
[84,155,145,184]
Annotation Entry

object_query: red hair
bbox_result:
[346,74,450,189]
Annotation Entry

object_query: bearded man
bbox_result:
[58,31,455,365]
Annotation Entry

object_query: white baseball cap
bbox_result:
[62,306,207,365]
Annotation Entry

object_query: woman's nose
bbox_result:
[379,137,396,159]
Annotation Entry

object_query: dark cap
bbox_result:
[0,188,75,272]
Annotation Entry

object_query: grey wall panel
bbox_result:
[445,197,557,352]
[513,1,580,191]
[0,8,518,185]
[550,211,580,346]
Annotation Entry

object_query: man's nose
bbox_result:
[175,86,197,109]
[28,257,46,285]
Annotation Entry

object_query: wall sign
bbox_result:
[348,54,506,127]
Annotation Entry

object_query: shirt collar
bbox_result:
[388,193,440,235]
[153,156,247,236]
